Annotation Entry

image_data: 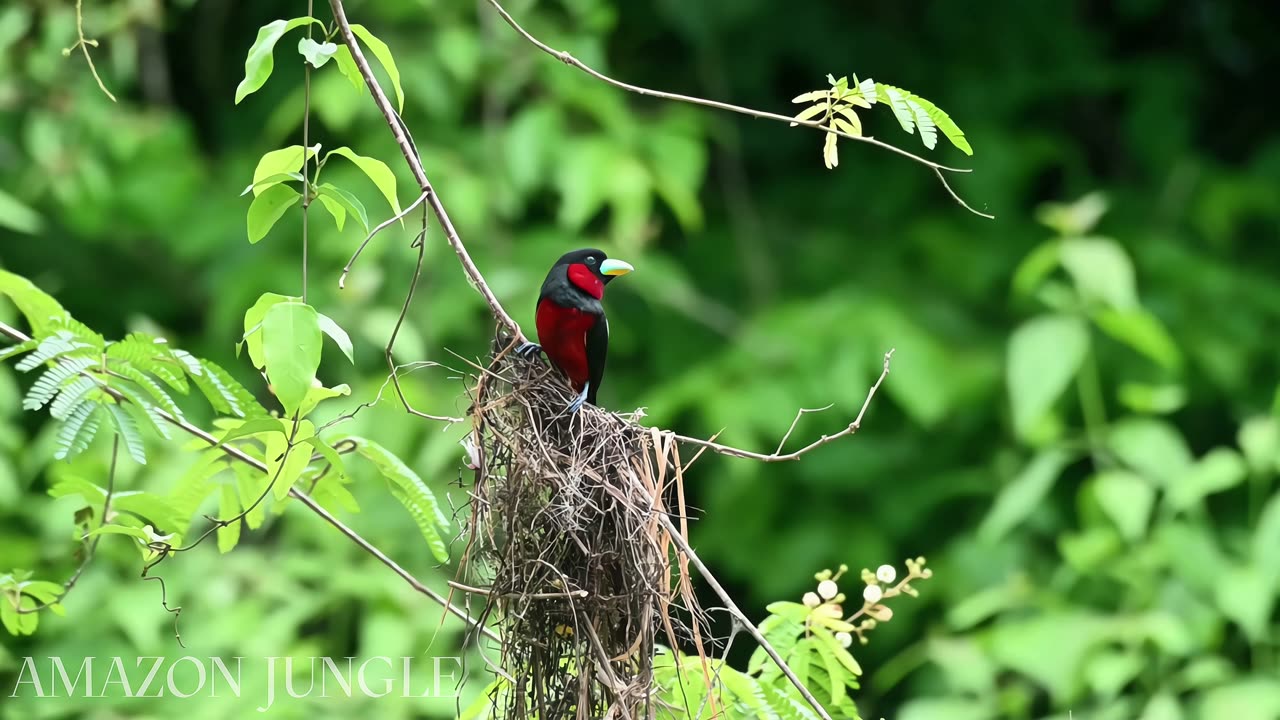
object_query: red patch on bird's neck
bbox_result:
[566,263,604,299]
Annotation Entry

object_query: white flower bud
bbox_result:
[862,584,883,604]
[817,579,838,600]
[876,564,897,584]
[802,592,821,608]
[836,632,853,648]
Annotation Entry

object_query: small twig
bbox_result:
[774,404,834,455]
[448,580,589,600]
[66,0,117,103]
[673,350,893,462]
[485,0,991,217]
[327,0,525,338]
[656,514,832,720]
[339,190,430,289]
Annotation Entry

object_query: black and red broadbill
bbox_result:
[516,248,634,413]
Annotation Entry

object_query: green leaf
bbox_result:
[326,147,402,216]
[246,184,301,243]
[216,417,288,445]
[266,421,315,500]
[350,24,403,112]
[720,668,780,720]
[1092,470,1155,542]
[904,92,972,155]
[0,270,70,335]
[217,483,241,553]
[261,302,322,415]
[1168,448,1246,511]
[349,437,450,562]
[316,314,354,364]
[0,188,43,234]
[105,402,147,464]
[1007,314,1089,439]
[979,448,1071,542]
[316,183,369,234]
[316,193,346,231]
[988,612,1110,702]
[1238,416,1279,475]
[1094,308,1181,370]
[84,523,152,542]
[55,403,104,460]
[111,492,184,532]
[250,146,318,197]
[1214,563,1273,643]
[1254,493,1280,584]
[811,625,862,676]
[234,17,324,104]
[1200,680,1280,720]
[1108,418,1192,484]
[241,172,304,198]
[297,37,337,68]
[242,292,296,369]
[1061,237,1137,310]
[332,45,366,94]
[234,463,268,530]
[298,383,350,417]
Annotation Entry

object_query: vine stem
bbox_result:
[300,0,315,303]
[0,319,499,644]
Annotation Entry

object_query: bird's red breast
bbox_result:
[536,297,596,390]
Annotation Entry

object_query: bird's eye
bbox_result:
[586,257,597,265]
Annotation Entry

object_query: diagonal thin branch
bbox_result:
[657,513,832,720]
[485,0,993,217]
[672,350,893,462]
[327,0,524,337]
[0,319,499,644]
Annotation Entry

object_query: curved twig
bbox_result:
[485,0,992,217]
[339,190,431,289]
[672,350,893,462]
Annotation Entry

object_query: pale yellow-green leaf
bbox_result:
[790,102,827,127]
[823,131,839,169]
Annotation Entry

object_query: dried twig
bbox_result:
[671,349,894,462]
[66,0,116,102]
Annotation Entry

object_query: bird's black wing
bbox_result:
[585,314,609,405]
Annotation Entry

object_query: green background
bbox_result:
[2,0,1279,718]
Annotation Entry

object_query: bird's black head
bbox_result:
[553,248,634,287]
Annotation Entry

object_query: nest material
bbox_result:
[461,333,709,719]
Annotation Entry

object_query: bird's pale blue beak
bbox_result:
[600,259,634,276]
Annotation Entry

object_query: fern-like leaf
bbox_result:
[105,402,147,464]
[106,333,189,392]
[177,352,264,418]
[14,332,91,373]
[24,356,95,410]
[348,437,450,562]
[55,402,104,460]
[113,364,184,420]
[49,375,101,420]
[874,82,972,155]
[107,381,173,440]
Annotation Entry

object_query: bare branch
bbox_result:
[485,0,992,217]
[672,350,893,462]
[327,0,525,336]
[339,190,431,289]
[67,0,117,103]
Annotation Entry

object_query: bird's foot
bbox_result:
[515,341,542,359]
[566,383,590,415]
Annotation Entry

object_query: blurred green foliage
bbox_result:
[2,0,1279,718]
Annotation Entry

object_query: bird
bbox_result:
[517,248,634,413]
